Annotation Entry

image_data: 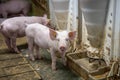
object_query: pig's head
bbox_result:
[41,14,51,26]
[49,29,76,54]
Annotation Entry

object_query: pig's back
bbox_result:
[5,0,30,12]
[26,23,51,48]
[26,23,49,37]
[3,16,41,23]
[2,16,41,28]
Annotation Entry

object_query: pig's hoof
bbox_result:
[29,57,35,61]
[37,57,43,60]
[17,51,21,54]
[34,55,43,60]
[52,67,57,71]
[9,50,15,53]
[52,65,57,71]
[31,58,35,61]
[32,57,35,61]
[15,50,21,54]
[63,62,67,67]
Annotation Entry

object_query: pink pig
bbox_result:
[0,15,50,53]
[0,0,30,18]
[25,23,76,70]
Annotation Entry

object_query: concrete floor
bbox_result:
[0,35,41,80]
[21,49,82,80]
[0,34,81,80]
[0,50,41,80]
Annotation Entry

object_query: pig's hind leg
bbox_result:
[35,44,42,60]
[11,36,20,53]
[4,37,14,52]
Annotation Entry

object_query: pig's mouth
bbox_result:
[59,46,66,52]
[59,49,66,54]
[61,49,65,52]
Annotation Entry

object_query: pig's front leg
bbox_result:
[11,36,20,53]
[27,38,35,61]
[62,53,67,66]
[50,48,57,70]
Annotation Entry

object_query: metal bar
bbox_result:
[77,0,82,44]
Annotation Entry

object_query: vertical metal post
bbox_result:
[77,0,82,45]
[112,0,120,61]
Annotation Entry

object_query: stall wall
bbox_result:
[111,0,120,61]
[80,0,109,48]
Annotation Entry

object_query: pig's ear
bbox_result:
[43,19,51,26]
[47,19,51,23]
[46,19,51,25]
[49,29,57,40]
[68,31,76,40]
[43,14,47,19]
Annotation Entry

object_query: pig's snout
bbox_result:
[60,46,66,52]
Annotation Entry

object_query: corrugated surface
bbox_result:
[80,0,109,48]
[111,0,120,61]
[49,0,78,30]
[104,0,120,64]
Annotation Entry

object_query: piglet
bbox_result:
[0,15,50,53]
[25,23,76,70]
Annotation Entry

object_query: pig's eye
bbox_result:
[66,38,69,41]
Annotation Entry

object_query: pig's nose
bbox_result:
[60,46,66,52]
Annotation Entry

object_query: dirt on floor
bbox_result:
[0,34,82,80]
[21,49,82,80]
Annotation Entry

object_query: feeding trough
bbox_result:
[67,51,110,80]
